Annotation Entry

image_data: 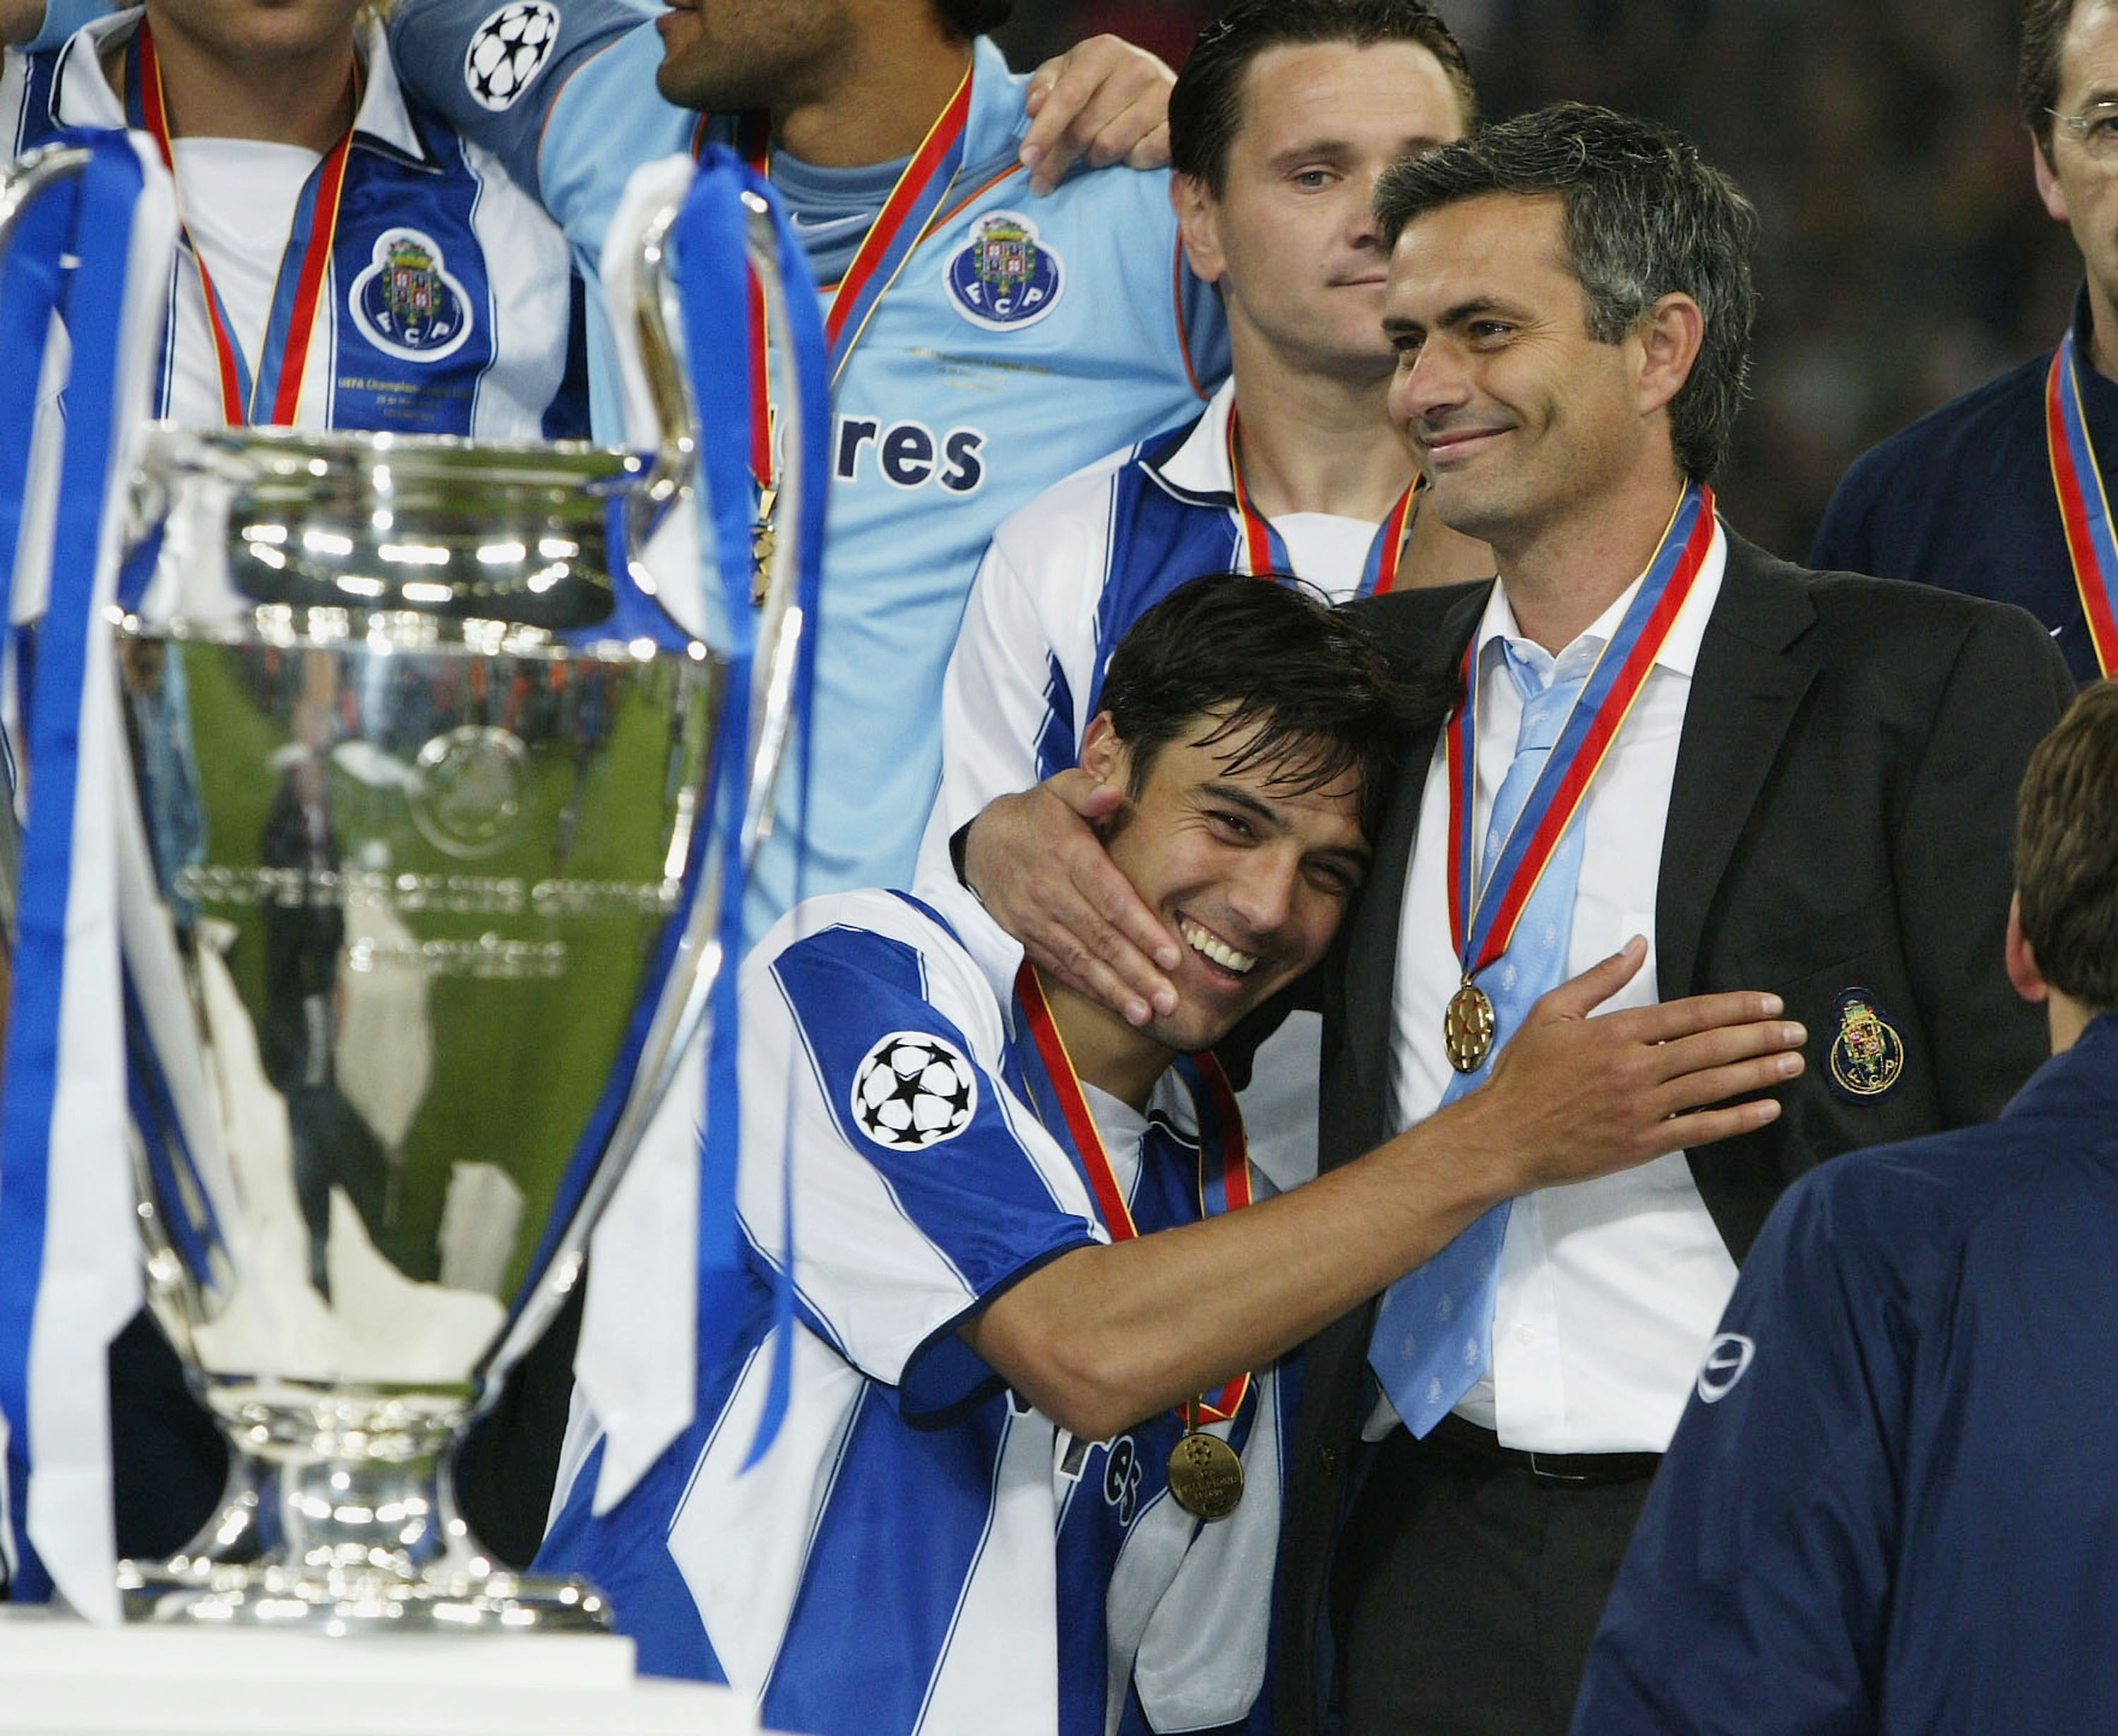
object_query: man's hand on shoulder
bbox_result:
[1020,35,1173,195]
[962,770,1180,1026]
[1435,940,1807,1199]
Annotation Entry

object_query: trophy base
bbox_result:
[113,1387,611,1634]
[115,1557,611,1633]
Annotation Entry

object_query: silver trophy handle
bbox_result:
[0,139,95,233]
[628,188,808,863]
[0,143,100,964]
[471,181,813,1404]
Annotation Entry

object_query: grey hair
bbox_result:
[1375,102,1759,482]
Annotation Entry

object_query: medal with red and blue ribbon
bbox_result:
[131,21,356,427]
[2043,328,2118,675]
[1226,408,1417,596]
[1441,484,1716,1070]
[1011,963,1254,1461]
[706,70,973,594]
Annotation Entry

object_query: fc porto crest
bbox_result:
[944,208,1065,331]
[1827,988,1905,1099]
[349,229,474,364]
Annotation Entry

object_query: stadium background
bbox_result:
[996,0,2071,560]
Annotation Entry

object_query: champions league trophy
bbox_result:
[0,143,817,1630]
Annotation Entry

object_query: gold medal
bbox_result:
[1443,978,1495,1073]
[1166,1427,1244,1521]
[750,486,778,607]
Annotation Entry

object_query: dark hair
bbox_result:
[2022,0,2074,155]
[1375,102,1759,482]
[1096,575,1401,844]
[1169,0,1476,193]
[934,0,1012,39]
[2016,678,2118,1014]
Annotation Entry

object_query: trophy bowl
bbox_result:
[109,422,731,1632]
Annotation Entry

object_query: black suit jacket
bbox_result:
[1272,533,2077,1733]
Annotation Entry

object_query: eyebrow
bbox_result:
[1200,780,1286,829]
[1267,138,1356,168]
[1267,133,1450,169]
[1382,294,1526,341]
[1199,779,1374,868]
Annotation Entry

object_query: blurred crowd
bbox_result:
[1000,0,2075,557]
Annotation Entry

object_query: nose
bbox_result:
[1222,843,1298,941]
[1347,176,1384,253]
[1389,334,1470,433]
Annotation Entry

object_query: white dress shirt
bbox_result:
[1384,523,1737,1454]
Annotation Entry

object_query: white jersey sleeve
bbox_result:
[737,890,1103,1419]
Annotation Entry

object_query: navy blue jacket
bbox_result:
[1812,289,2107,685]
[1574,1012,2118,1735]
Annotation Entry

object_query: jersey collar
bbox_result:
[1139,377,1238,508]
[920,878,1030,1014]
[1474,510,1728,683]
[52,8,432,169]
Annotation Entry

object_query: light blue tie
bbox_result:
[1368,642,1591,1437]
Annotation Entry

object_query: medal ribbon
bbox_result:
[2043,328,2118,674]
[711,66,972,388]
[133,22,355,427]
[707,80,967,553]
[734,113,774,494]
[1446,483,1715,980]
[1012,964,1251,1423]
[1226,408,1417,596]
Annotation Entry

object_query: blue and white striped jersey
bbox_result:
[917,380,1392,875]
[1,8,587,438]
[915,380,1391,1194]
[539,881,1289,1736]
[384,0,1228,938]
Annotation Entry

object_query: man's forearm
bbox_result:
[964,957,1803,1440]
[961,1096,1516,1442]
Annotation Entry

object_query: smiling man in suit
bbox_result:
[959,100,2078,1736]
[1273,104,2078,1736]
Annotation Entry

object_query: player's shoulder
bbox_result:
[1764,1062,2114,1296]
[952,35,1177,237]
[1733,534,2060,672]
[1835,351,2051,499]
[748,885,1010,1046]
[984,437,1147,559]
[752,887,966,976]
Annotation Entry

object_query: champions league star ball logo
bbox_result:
[349,229,474,364]
[465,1,560,112]
[945,209,1065,332]
[851,1032,978,1149]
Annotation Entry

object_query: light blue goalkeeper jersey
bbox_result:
[385,0,1228,939]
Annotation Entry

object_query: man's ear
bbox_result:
[2006,891,2050,1004]
[1171,172,1228,285]
[1079,711,1129,787]
[1634,292,1705,420]
[2035,134,2071,223]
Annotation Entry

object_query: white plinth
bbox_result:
[0,1608,763,1735]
